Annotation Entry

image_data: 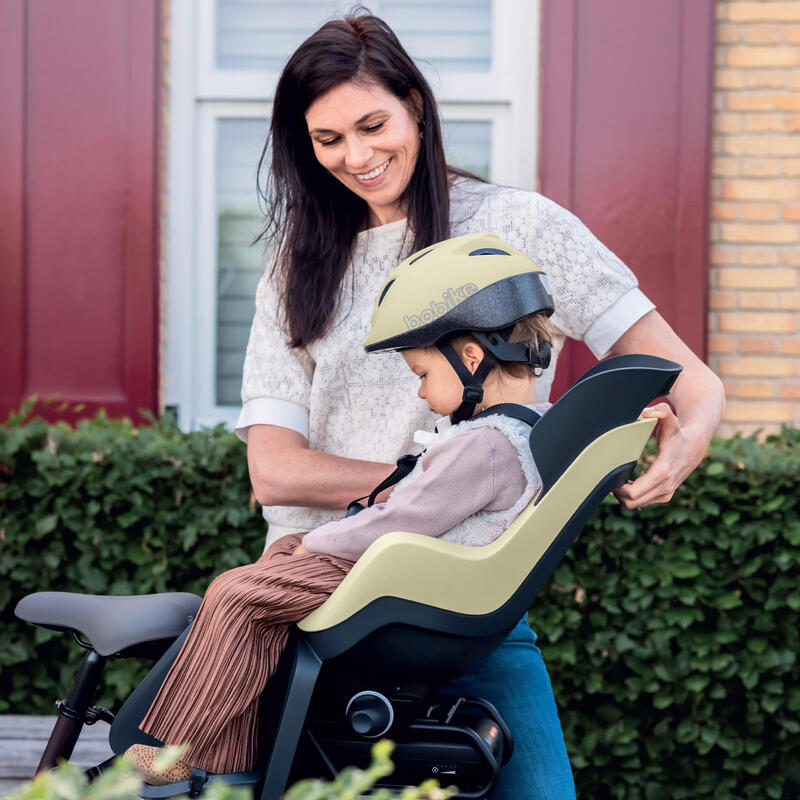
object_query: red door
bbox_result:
[0,0,161,424]
[540,0,715,398]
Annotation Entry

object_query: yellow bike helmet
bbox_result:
[365,232,555,422]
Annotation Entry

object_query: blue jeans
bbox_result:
[447,616,576,799]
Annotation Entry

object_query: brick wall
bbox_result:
[711,0,800,436]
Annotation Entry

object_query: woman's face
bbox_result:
[305,80,422,227]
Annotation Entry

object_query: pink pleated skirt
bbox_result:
[139,533,354,773]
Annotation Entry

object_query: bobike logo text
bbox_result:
[403,283,479,330]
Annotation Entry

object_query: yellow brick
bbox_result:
[740,203,778,222]
[712,156,740,177]
[780,339,800,356]
[786,159,800,176]
[719,421,782,437]
[740,337,777,354]
[716,22,741,44]
[738,290,780,309]
[745,24,785,45]
[715,69,744,90]
[714,112,743,133]
[779,383,800,399]
[729,3,800,23]
[743,113,786,133]
[724,135,800,156]
[740,157,782,177]
[788,116,800,133]
[736,247,782,266]
[719,311,797,333]
[744,69,787,89]
[710,244,738,265]
[789,72,800,90]
[710,290,737,309]
[719,266,792,291]
[727,47,800,68]
[712,202,739,221]
[781,249,800,266]
[726,92,800,112]
[780,292,800,310]
[709,334,736,354]
[723,179,798,201]
[738,380,777,398]
[782,205,800,222]
[790,25,800,44]
[720,223,798,243]
[723,400,795,423]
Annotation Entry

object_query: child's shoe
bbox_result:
[124,743,192,785]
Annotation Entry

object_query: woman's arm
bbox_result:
[610,310,725,509]
[247,424,395,509]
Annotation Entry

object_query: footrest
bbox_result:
[137,769,261,798]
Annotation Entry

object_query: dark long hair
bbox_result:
[257,12,454,348]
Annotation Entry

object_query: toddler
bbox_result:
[127,233,554,784]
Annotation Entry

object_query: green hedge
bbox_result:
[1,408,798,799]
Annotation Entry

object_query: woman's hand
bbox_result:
[293,543,310,556]
[610,310,726,510]
[613,403,707,509]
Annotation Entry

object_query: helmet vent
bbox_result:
[469,248,510,256]
[409,248,435,265]
[377,279,395,306]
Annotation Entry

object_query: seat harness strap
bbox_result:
[473,403,542,428]
[346,404,541,517]
[346,453,421,516]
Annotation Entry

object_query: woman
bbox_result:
[236,12,724,799]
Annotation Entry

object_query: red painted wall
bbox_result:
[0,0,160,424]
[540,0,715,398]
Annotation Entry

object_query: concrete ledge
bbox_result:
[0,716,113,796]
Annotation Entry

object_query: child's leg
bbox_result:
[135,534,353,776]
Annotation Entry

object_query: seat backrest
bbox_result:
[299,355,682,666]
[531,354,681,496]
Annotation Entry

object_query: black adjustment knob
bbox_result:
[346,691,394,738]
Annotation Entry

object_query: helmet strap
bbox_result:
[473,328,552,370]
[437,341,497,424]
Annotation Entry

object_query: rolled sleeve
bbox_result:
[234,398,309,443]
[236,269,314,442]
[582,287,656,359]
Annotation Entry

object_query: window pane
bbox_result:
[442,119,491,180]
[215,0,492,74]
[216,118,269,406]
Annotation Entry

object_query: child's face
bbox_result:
[401,347,466,417]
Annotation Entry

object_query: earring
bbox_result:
[418,119,425,140]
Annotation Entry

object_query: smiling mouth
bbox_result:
[354,158,391,182]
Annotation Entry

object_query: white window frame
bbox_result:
[165,0,540,429]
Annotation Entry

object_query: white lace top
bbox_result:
[236,178,654,543]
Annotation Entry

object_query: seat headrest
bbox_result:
[531,354,682,496]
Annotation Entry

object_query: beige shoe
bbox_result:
[125,743,192,785]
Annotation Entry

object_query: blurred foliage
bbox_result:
[2,405,798,798]
[5,740,452,799]
[0,403,266,712]
[529,428,800,799]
